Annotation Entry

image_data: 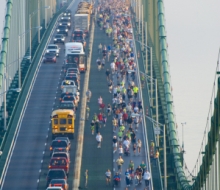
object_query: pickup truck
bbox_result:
[46,44,60,56]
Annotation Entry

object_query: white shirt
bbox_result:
[143,171,151,180]
[118,147,123,153]
[110,62,115,69]
[123,140,130,148]
[96,134,102,142]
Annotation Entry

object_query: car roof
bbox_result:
[55,34,63,37]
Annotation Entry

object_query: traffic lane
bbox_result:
[2,64,63,190]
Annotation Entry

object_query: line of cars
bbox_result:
[45,8,81,190]
[45,2,94,188]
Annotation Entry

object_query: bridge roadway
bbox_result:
[1,0,81,189]
[79,6,152,190]
[1,1,153,190]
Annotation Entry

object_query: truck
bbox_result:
[74,14,90,34]
[64,42,87,72]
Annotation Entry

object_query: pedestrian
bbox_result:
[90,120,95,135]
[118,145,123,156]
[98,112,103,128]
[105,169,111,186]
[116,156,124,174]
[136,139,142,155]
[133,143,137,156]
[125,168,131,187]
[113,136,118,153]
[108,79,113,93]
[107,104,112,116]
[105,68,111,81]
[129,160,134,172]
[98,96,103,107]
[103,113,107,127]
[112,117,118,132]
[143,170,151,188]
[84,169,88,188]
[153,149,159,166]
[140,161,147,176]
[86,89,92,102]
[96,132,103,148]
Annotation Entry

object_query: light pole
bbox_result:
[140,71,158,145]
[146,116,167,190]
[137,40,153,105]
[29,6,50,60]
[18,26,42,88]
[181,122,186,153]
[2,72,21,131]
[45,6,51,29]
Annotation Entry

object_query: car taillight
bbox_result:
[50,147,52,151]
[48,165,51,168]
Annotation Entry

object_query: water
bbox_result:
[164,0,220,172]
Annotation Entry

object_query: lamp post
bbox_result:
[181,122,186,153]
[2,72,21,130]
[137,40,153,105]
[18,26,42,88]
[29,6,50,61]
[146,116,167,190]
[45,6,51,29]
[140,71,158,145]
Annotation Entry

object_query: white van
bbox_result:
[65,42,87,72]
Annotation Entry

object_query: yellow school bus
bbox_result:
[51,109,75,139]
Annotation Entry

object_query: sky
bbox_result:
[164,0,220,172]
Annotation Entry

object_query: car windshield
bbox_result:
[60,103,74,108]
[55,35,62,38]
[58,26,67,29]
[63,96,74,101]
[60,19,70,23]
[51,141,68,147]
[52,153,68,158]
[51,179,66,184]
[73,36,83,40]
[48,170,65,177]
[74,31,83,35]
[50,159,67,165]
[48,46,57,49]
[45,53,55,56]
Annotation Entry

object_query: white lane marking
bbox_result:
[37,179,39,183]
[45,143,47,146]
[39,169,41,173]
[43,151,45,155]
[41,160,43,163]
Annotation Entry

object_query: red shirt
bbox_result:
[100,103,105,109]
[98,113,103,121]
[123,113,128,120]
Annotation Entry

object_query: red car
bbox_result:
[49,157,69,174]
[48,179,69,190]
[43,52,57,63]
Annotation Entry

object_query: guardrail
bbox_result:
[0,4,70,187]
[131,20,154,190]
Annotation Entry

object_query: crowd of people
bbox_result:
[85,0,154,189]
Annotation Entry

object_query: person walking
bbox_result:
[105,169,111,186]
[143,170,151,188]
[98,112,103,128]
[125,168,131,187]
[118,145,123,157]
[153,149,159,166]
[133,143,137,156]
[86,105,90,120]
[113,136,118,153]
[116,156,124,174]
[96,132,103,148]
[86,89,92,102]
[98,96,103,108]
[90,120,95,135]
[140,161,147,176]
[137,139,142,155]
[84,169,88,188]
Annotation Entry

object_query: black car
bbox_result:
[43,52,56,63]
[59,19,71,29]
[54,34,65,44]
[57,25,69,36]
[72,30,84,38]
[46,169,67,187]
[49,179,69,190]
[72,36,86,47]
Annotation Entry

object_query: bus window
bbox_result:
[54,119,58,125]
[68,119,72,124]
[60,119,66,124]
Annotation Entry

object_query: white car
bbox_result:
[46,44,60,56]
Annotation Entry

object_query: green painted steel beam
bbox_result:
[157,0,191,189]
[0,0,13,88]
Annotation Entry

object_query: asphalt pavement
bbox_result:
[1,0,82,189]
